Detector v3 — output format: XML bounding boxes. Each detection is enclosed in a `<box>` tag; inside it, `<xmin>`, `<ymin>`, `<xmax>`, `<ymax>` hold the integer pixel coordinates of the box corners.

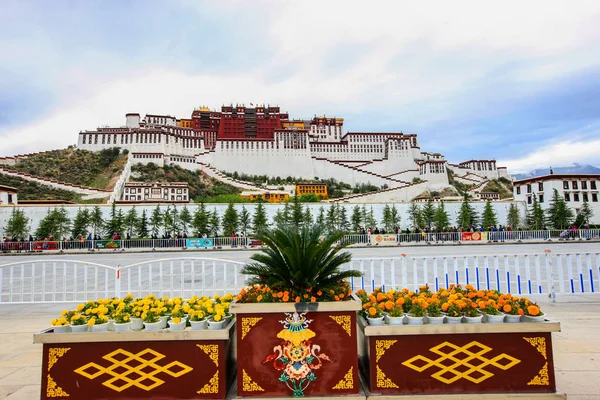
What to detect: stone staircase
<box><xmin>197</xmin><ymin>162</ymin><xmax>268</xmax><ymax>192</ymax></box>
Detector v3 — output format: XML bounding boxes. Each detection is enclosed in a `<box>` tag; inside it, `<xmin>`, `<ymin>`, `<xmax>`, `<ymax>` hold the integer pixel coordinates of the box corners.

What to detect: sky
<box><xmin>1</xmin><ymin>0</ymin><xmax>599</xmax><ymax>173</ymax></box>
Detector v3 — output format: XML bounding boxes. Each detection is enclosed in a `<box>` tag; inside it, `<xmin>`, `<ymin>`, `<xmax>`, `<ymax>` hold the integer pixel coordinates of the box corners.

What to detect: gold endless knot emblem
<box><xmin>402</xmin><ymin>341</ymin><xmax>520</xmax><ymax>384</ymax></box>
<box><xmin>75</xmin><ymin>348</ymin><xmax>193</xmax><ymax>392</ymax></box>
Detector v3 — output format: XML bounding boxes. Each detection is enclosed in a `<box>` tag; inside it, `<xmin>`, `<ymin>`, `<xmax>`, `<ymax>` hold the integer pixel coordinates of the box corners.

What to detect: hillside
<box><xmin>0</xmin><ymin>174</ymin><xmax>82</xmax><ymax>202</ymax></box>
<box><xmin>7</xmin><ymin>147</ymin><xmax>127</xmax><ymax>190</ymax></box>
<box><xmin>481</xmin><ymin>178</ymin><xmax>513</xmax><ymax>199</ymax></box>
<box><xmin>130</xmin><ymin>163</ymin><xmax>241</xmax><ymax>201</ymax></box>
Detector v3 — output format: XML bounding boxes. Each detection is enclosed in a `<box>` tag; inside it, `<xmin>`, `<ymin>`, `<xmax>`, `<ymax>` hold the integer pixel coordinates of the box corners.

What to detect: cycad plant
<box><xmin>241</xmin><ymin>224</ymin><xmax>362</xmax><ymax>298</ymax></box>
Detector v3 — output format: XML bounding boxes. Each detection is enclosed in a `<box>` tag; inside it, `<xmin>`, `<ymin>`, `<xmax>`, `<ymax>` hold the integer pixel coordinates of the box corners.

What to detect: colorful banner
<box><xmin>247</xmin><ymin>239</ymin><xmax>263</xmax><ymax>247</ymax></box>
<box><xmin>461</xmin><ymin>232</ymin><xmax>488</xmax><ymax>241</ymax></box>
<box><xmin>33</xmin><ymin>241</ymin><xmax>60</xmax><ymax>251</ymax></box>
<box><xmin>186</xmin><ymin>238</ymin><xmax>213</xmax><ymax>248</ymax></box>
<box><xmin>95</xmin><ymin>240</ymin><xmax>121</xmax><ymax>249</ymax></box>
<box><xmin>370</xmin><ymin>234</ymin><xmax>397</xmax><ymax>246</ymax></box>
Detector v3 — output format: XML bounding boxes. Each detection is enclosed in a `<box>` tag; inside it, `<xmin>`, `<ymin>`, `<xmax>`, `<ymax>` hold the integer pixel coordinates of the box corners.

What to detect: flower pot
<box><xmin>159</xmin><ymin>316</ymin><xmax>169</xmax><ymax>329</ymax></box>
<box><xmin>107</xmin><ymin>319</ymin><xmax>115</xmax><ymax>332</ymax></box>
<box><xmin>445</xmin><ymin>315</ymin><xmax>462</xmax><ymax>324</ymax></box>
<box><xmin>144</xmin><ymin>321</ymin><xmax>162</xmax><ymax>331</ymax></box>
<box><xmin>168</xmin><ymin>320</ymin><xmax>186</xmax><ymax>331</ymax></box>
<box><xmin>130</xmin><ymin>317</ymin><xmax>143</xmax><ymax>331</ymax></box>
<box><xmin>485</xmin><ymin>313</ymin><xmax>505</xmax><ymax>323</ymax></box>
<box><xmin>53</xmin><ymin>325</ymin><xmax>70</xmax><ymax>333</ymax></box>
<box><xmin>525</xmin><ymin>314</ymin><xmax>546</xmax><ymax>323</ymax></box>
<box><xmin>224</xmin><ymin>314</ymin><xmax>233</xmax><ymax>325</ymax></box>
<box><xmin>464</xmin><ymin>315</ymin><xmax>483</xmax><ymax>324</ymax></box>
<box><xmin>190</xmin><ymin>320</ymin><xmax>208</xmax><ymax>330</ymax></box>
<box><xmin>366</xmin><ymin>316</ymin><xmax>385</xmax><ymax>326</ymax></box>
<box><xmin>505</xmin><ymin>314</ymin><xmax>522</xmax><ymax>323</ymax></box>
<box><xmin>406</xmin><ymin>315</ymin><xmax>424</xmax><ymax>325</ymax></box>
<box><xmin>385</xmin><ymin>316</ymin><xmax>404</xmax><ymax>325</ymax></box>
<box><xmin>91</xmin><ymin>323</ymin><xmax>109</xmax><ymax>332</ymax></box>
<box><xmin>114</xmin><ymin>322</ymin><xmax>131</xmax><ymax>332</ymax></box>
<box><xmin>70</xmin><ymin>324</ymin><xmax>88</xmax><ymax>333</ymax></box>
<box><xmin>426</xmin><ymin>315</ymin><xmax>445</xmax><ymax>325</ymax></box>
<box><xmin>207</xmin><ymin>319</ymin><xmax>225</xmax><ymax>330</ymax></box>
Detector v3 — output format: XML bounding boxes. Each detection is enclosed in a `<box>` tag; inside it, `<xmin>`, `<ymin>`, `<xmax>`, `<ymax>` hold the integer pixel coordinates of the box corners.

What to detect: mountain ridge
<box><xmin>513</xmin><ymin>164</ymin><xmax>600</xmax><ymax>180</ymax></box>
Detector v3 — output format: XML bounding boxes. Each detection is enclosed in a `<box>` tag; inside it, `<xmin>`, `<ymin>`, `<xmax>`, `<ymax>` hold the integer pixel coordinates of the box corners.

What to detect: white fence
<box><xmin>1</xmin><ymin>253</ymin><xmax>599</xmax><ymax>303</ymax></box>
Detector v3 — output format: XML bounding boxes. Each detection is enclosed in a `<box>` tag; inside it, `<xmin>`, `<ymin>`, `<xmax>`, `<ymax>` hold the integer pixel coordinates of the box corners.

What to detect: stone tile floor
<box><xmin>0</xmin><ymin>295</ymin><xmax>599</xmax><ymax>399</ymax></box>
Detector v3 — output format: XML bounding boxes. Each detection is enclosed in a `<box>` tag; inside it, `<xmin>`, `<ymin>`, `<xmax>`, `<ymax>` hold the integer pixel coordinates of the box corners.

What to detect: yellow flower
<box><xmin>88</xmin><ymin>317</ymin><xmax>96</xmax><ymax>327</ymax></box>
<box><xmin>214</xmin><ymin>314</ymin><xmax>222</xmax><ymax>322</ymax></box>
<box><xmin>76</xmin><ymin>304</ymin><xmax>84</xmax><ymax>312</ymax></box>
<box><xmin>172</xmin><ymin>317</ymin><xmax>181</xmax><ymax>324</ymax></box>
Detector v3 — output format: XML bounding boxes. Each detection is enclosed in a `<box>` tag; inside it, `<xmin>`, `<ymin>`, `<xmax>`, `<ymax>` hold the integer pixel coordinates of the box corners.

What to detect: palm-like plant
<box><xmin>241</xmin><ymin>225</ymin><xmax>362</xmax><ymax>296</ymax></box>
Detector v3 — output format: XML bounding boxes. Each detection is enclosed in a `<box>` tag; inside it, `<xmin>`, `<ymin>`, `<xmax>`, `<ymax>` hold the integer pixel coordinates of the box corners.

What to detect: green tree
<box><xmin>105</xmin><ymin>203</ymin><xmax>123</xmax><ymax>237</ymax></box>
<box><xmin>326</xmin><ymin>204</ymin><xmax>338</xmax><ymax>233</ymax></box>
<box><xmin>526</xmin><ymin>194</ymin><xmax>545</xmax><ymax>230</ymax></box>
<box><xmin>303</xmin><ymin>206</ymin><xmax>313</xmax><ymax>227</ymax></box>
<box><xmin>481</xmin><ymin>201</ymin><xmax>498</xmax><ymax>229</ymax></box>
<box><xmin>4</xmin><ymin>208</ymin><xmax>30</xmax><ymax>239</ymax></box>
<box><xmin>366</xmin><ymin>207</ymin><xmax>377</xmax><ymax>228</ymax></box>
<box><xmin>169</xmin><ymin>206</ymin><xmax>180</xmax><ymax>234</ymax></box>
<box><xmin>252</xmin><ymin>202</ymin><xmax>268</xmax><ymax>233</ymax></box>
<box><xmin>273</xmin><ymin>209</ymin><xmax>286</xmax><ymax>228</ymax></box>
<box><xmin>316</xmin><ymin>206</ymin><xmax>325</xmax><ymax>226</ymax></box>
<box><xmin>433</xmin><ymin>201</ymin><xmax>450</xmax><ymax>229</ymax></box>
<box><xmin>422</xmin><ymin>199</ymin><xmax>436</xmax><ymax>228</ymax></box>
<box><xmin>89</xmin><ymin>206</ymin><xmax>104</xmax><ymax>238</ymax></box>
<box><xmin>179</xmin><ymin>206</ymin><xmax>192</xmax><ymax>235</ymax></box>
<box><xmin>381</xmin><ymin>205</ymin><xmax>392</xmax><ymax>231</ymax></box>
<box><xmin>137</xmin><ymin>209</ymin><xmax>149</xmax><ymax>238</ymax></box>
<box><xmin>545</xmin><ymin>189</ymin><xmax>574</xmax><ymax>229</ymax></box>
<box><xmin>291</xmin><ymin>195</ymin><xmax>304</xmax><ymax>229</ymax></box>
<box><xmin>192</xmin><ymin>203</ymin><xmax>209</xmax><ymax>237</ymax></box>
<box><xmin>338</xmin><ymin>206</ymin><xmax>350</xmax><ymax>232</ymax></box>
<box><xmin>351</xmin><ymin>205</ymin><xmax>362</xmax><ymax>232</ymax></box>
<box><xmin>507</xmin><ymin>203</ymin><xmax>521</xmax><ymax>229</ymax></box>
<box><xmin>123</xmin><ymin>207</ymin><xmax>138</xmax><ymax>237</ymax></box>
<box><xmin>575</xmin><ymin>200</ymin><xmax>594</xmax><ymax>227</ymax></box>
<box><xmin>222</xmin><ymin>203</ymin><xmax>239</xmax><ymax>236</ymax></box>
<box><xmin>282</xmin><ymin>202</ymin><xmax>291</xmax><ymax>225</ymax></box>
<box><xmin>390</xmin><ymin>205</ymin><xmax>401</xmax><ymax>230</ymax></box>
<box><xmin>161</xmin><ymin>205</ymin><xmax>174</xmax><ymax>235</ymax></box>
<box><xmin>239</xmin><ymin>206</ymin><xmax>252</xmax><ymax>234</ymax></box>
<box><xmin>35</xmin><ymin>210</ymin><xmax>55</xmax><ymax>239</ymax></box>
<box><xmin>408</xmin><ymin>203</ymin><xmax>422</xmax><ymax>229</ymax></box>
<box><xmin>456</xmin><ymin>195</ymin><xmax>478</xmax><ymax>230</ymax></box>
<box><xmin>150</xmin><ymin>205</ymin><xmax>163</xmax><ymax>236</ymax></box>
<box><xmin>71</xmin><ymin>208</ymin><xmax>90</xmax><ymax>238</ymax></box>
<box><xmin>208</xmin><ymin>208</ymin><xmax>220</xmax><ymax>236</ymax></box>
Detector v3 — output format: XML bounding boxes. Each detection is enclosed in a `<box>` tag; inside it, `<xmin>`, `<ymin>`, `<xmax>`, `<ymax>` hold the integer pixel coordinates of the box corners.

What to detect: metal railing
<box><xmin>1</xmin><ymin>229</ymin><xmax>598</xmax><ymax>254</ymax></box>
<box><xmin>1</xmin><ymin>252</ymin><xmax>599</xmax><ymax>304</ymax></box>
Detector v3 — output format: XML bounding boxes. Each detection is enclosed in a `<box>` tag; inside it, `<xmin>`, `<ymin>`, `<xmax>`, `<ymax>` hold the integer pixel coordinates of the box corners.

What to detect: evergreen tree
<box><xmin>456</xmin><ymin>195</ymin><xmax>478</xmax><ymax>230</ymax></box>
<box><xmin>303</xmin><ymin>206</ymin><xmax>313</xmax><ymax>227</ymax></box>
<box><xmin>192</xmin><ymin>203</ymin><xmax>209</xmax><ymax>237</ymax></box>
<box><xmin>326</xmin><ymin>204</ymin><xmax>337</xmax><ymax>233</ymax></box>
<box><xmin>116</xmin><ymin>209</ymin><xmax>125</xmax><ymax>236</ymax></box>
<box><xmin>282</xmin><ymin>202</ymin><xmax>291</xmax><ymax>225</ymax></box>
<box><xmin>123</xmin><ymin>207</ymin><xmax>138</xmax><ymax>237</ymax></box>
<box><xmin>208</xmin><ymin>208</ymin><xmax>220</xmax><ymax>236</ymax></box>
<box><xmin>381</xmin><ymin>205</ymin><xmax>392</xmax><ymax>231</ymax></box>
<box><xmin>162</xmin><ymin>205</ymin><xmax>174</xmax><ymax>235</ymax></box>
<box><xmin>273</xmin><ymin>209</ymin><xmax>286</xmax><ymax>228</ymax></box>
<box><xmin>137</xmin><ymin>209</ymin><xmax>149</xmax><ymax>238</ymax></box>
<box><xmin>545</xmin><ymin>189</ymin><xmax>574</xmax><ymax>229</ymax></box>
<box><xmin>526</xmin><ymin>194</ymin><xmax>545</xmax><ymax>230</ymax></box>
<box><xmin>481</xmin><ymin>201</ymin><xmax>498</xmax><ymax>229</ymax></box>
<box><xmin>506</xmin><ymin>203</ymin><xmax>521</xmax><ymax>229</ymax></box>
<box><xmin>338</xmin><ymin>205</ymin><xmax>350</xmax><ymax>232</ymax></box>
<box><xmin>239</xmin><ymin>206</ymin><xmax>252</xmax><ymax>234</ymax></box>
<box><xmin>89</xmin><ymin>206</ymin><xmax>104</xmax><ymax>238</ymax></box>
<box><xmin>433</xmin><ymin>201</ymin><xmax>450</xmax><ymax>229</ymax></box>
<box><xmin>408</xmin><ymin>203</ymin><xmax>422</xmax><ymax>229</ymax></box>
<box><xmin>4</xmin><ymin>208</ymin><xmax>30</xmax><ymax>239</ymax></box>
<box><xmin>222</xmin><ymin>203</ymin><xmax>239</xmax><ymax>236</ymax></box>
<box><xmin>316</xmin><ymin>206</ymin><xmax>325</xmax><ymax>226</ymax></box>
<box><xmin>252</xmin><ymin>202</ymin><xmax>268</xmax><ymax>233</ymax></box>
<box><xmin>575</xmin><ymin>200</ymin><xmax>594</xmax><ymax>227</ymax></box>
<box><xmin>169</xmin><ymin>206</ymin><xmax>180</xmax><ymax>234</ymax></box>
<box><xmin>105</xmin><ymin>203</ymin><xmax>121</xmax><ymax>237</ymax></box>
<box><xmin>150</xmin><ymin>205</ymin><xmax>162</xmax><ymax>236</ymax></box>
<box><xmin>35</xmin><ymin>209</ymin><xmax>55</xmax><ymax>239</ymax></box>
<box><xmin>291</xmin><ymin>195</ymin><xmax>304</xmax><ymax>229</ymax></box>
<box><xmin>422</xmin><ymin>199</ymin><xmax>436</xmax><ymax>228</ymax></box>
<box><xmin>390</xmin><ymin>204</ymin><xmax>401</xmax><ymax>230</ymax></box>
<box><xmin>366</xmin><ymin>207</ymin><xmax>377</xmax><ymax>228</ymax></box>
<box><xmin>71</xmin><ymin>208</ymin><xmax>90</xmax><ymax>238</ymax></box>
<box><xmin>351</xmin><ymin>205</ymin><xmax>362</xmax><ymax>232</ymax></box>
<box><xmin>179</xmin><ymin>206</ymin><xmax>192</xmax><ymax>235</ymax></box>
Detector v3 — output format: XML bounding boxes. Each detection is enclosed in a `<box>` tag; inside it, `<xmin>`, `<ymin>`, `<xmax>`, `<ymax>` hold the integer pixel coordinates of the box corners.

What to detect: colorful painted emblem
<box><xmin>264</xmin><ymin>312</ymin><xmax>330</xmax><ymax>396</ymax></box>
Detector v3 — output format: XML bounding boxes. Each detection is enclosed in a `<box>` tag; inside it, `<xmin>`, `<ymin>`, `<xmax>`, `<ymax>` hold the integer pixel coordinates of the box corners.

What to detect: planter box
<box><xmin>33</xmin><ymin>321</ymin><xmax>235</xmax><ymax>400</ymax></box>
<box><xmin>358</xmin><ymin>317</ymin><xmax>565</xmax><ymax>399</ymax></box>
<box><xmin>231</xmin><ymin>299</ymin><xmax>362</xmax><ymax>397</ymax></box>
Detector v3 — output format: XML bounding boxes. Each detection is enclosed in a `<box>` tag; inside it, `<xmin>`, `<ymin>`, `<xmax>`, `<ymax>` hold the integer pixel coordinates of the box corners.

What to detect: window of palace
<box><xmin>583</xmin><ymin>192</ymin><xmax>589</xmax><ymax>202</ymax></box>
<box><xmin>539</xmin><ymin>194</ymin><xmax>544</xmax><ymax>203</ymax></box>
<box><xmin>564</xmin><ymin>192</ymin><xmax>570</xmax><ymax>201</ymax></box>
<box><xmin>582</xmin><ymin>181</ymin><xmax>588</xmax><ymax>189</ymax></box>
<box><xmin>593</xmin><ymin>193</ymin><xmax>598</xmax><ymax>202</ymax></box>
<box><xmin>573</xmin><ymin>193</ymin><xmax>580</xmax><ymax>202</ymax></box>
<box><xmin>538</xmin><ymin>182</ymin><xmax>543</xmax><ymax>191</ymax></box>
<box><xmin>563</xmin><ymin>181</ymin><xmax>569</xmax><ymax>189</ymax></box>
<box><xmin>572</xmin><ymin>181</ymin><xmax>578</xmax><ymax>189</ymax></box>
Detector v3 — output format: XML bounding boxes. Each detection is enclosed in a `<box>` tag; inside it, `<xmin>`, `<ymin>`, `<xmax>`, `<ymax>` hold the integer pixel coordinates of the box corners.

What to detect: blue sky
<box><xmin>1</xmin><ymin>0</ymin><xmax>600</xmax><ymax>173</ymax></box>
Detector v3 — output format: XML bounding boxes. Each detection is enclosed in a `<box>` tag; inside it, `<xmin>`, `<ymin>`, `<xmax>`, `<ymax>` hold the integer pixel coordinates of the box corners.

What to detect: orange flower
<box><xmin>303</xmin><ymin>293</ymin><xmax>309</xmax><ymax>299</ymax></box>
<box><xmin>396</xmin><ymin>298</ymin><xmax>405</xmax><ymax>306</ymax></box>
<box><xmin>339</xmin><ymin>293</ymin><xmax>345</xmax><ymax>299</ymax></box>
<box><xmin>330</xmin><ymin>289</ymin><xmax>335</xmax><ymax>294</ymax></box>
<box><xmin>295</xmin><ymin>296</ymin><xmax>301</xmax><ymax>303</ymax></box>
<box><xmin>385</xmin><ymin>301</ymin><xmax>394</xmax><ymax>310</ymax></box>
<box><xmin>368</xmin><ymin>307</ymin><xmax>377</xmax><ymax>316</ymax></box>
<box><xmin>377</xmin><ymin>293</ymin><xmax>386</xmax><ymax>302</ymax></box>
<box><xmin>503</xmin><ymin>304</ymin><xmax>512</xmax><ymax>313</ymax></box>
<box><xmin>334</xmin><ymin>295</ymin><xmax>340</xmax><ymax>301</ymax></box>
<box><xmin>477</xmin><ymin>290</ymin><xmax>485</xmax><ymax>298</ymax></box>
<box><xmin>517</xmin><ymin>308</ymin><xmax>524</xmax><ymax>315</ymax></box>
<box><xmin>363</xmin><ymin>302</ymin><xmax>371</xmax><ymax>309</ymax></box>
<box><xmin>317</xmin><ymin>290</ymin><xmax>323</xmax><ymax>296</ymax></box>
<box><xmin>468</xmin><ymin>292</ymin><xmax>477</xmax><ymax>299</ymax></box>
<box><xmin>283</xmin><ymin>295</ymin><xmax>289</xmax><ymax>302</ymax></box>
<box><xmin>310</xmin><ymin>296</ymin><xmax>317</xmax><ymax>303</ymax></box>
<box><xmin>441</xmin><ymin>303</ymin><xmax>449</xmax><ymax>312</ymax></box>
<box><xmin>277</xmin><ymin>292</ymin><xmax>283</xmax><ymax>298</ymax></box>
<box><xmin>257</xmin><ymin>295</ymin><xmax>263</xmax><ymax>302</ymax></box>
<box><xmin>527</xmin><ymin>305</ymin><xmax>540</xmax><ymax>316</ymax></box>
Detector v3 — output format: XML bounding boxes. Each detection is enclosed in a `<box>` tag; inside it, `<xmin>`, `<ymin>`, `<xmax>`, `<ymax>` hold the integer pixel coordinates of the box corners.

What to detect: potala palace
<box><xmin>76</xmin><ymin>104</ymin><xmax>510</xmax><ymax>203</ymax></box>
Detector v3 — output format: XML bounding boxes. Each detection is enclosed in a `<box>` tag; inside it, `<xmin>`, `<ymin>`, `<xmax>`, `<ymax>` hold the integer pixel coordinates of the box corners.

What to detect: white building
<box><xmin>0</xmin><ymin>185</ymin><xmax>18</xmax><ymax>205</ymax></box>
<box><xmin>513</xmin><ymin>174</ymin><xmax>600</xmax><ymax>224</ymax></box>
<box><xmin>121</xmin><ymin>182</ymin><xmax>189</xmax><ymax>203</ymax></box>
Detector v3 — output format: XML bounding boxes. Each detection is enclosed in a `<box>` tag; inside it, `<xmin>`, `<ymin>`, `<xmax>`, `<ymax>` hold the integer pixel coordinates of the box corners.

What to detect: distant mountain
<box><xmin>513</xmin><ymin>164</ymin><xmax>600</xmax><ymax>180</ymax></box>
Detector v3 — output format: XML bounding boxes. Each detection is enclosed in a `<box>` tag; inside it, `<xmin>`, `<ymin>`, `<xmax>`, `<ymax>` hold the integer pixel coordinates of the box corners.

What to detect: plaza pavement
<box><xmin>0</xmin><ymin>295</ymin><xmax>599</xmax><ymax>399</ymax></box>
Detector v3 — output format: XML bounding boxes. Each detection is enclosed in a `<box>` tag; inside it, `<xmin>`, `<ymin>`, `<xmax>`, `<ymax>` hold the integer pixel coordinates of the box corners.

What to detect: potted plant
<box><xmin>425</xmin><ymin>300</ymin><xmax>444</xmax><ymax>324</ymax></box>
<box><xmin>481</xmin><ymin>300</ymin><xmax>505</xmax><ymax>323</ymax></box>
<box><xmin>406</xmin><ymin>302</ymin><xmax>426</xmax><ymax>325</ymax></box>
<box><xmin>189</xmin><ymin>309</ymin><xmax>208</xmax><ymax>330</ymax></box>
<box><xmin>207</xmin><ymin>304</ymin><xmax>227</xmax><ymax>330</ymax></box>
<box><xmin>523</xmin><ymin>301</ymin><xmax>545</xmax><ymax>322</ymax></box>
<box><xmin>168</xmin><ymin>304</ymin><xmax>187</xmax><ymax>330</ymax></box>
<box><xmin>69</xmin><ymin>314</ymin><xmax>88</xmax><ymax>332</ymax></box>
<box><xmin>499</xmin><ymin>294</ymin><xmax>524</xmax><ymax>323</ymax></box>
<box><xmin>463</xmin><ymin>300</ymin><xmax>483</xmax><ymax>323</ymax></box>
<box><xmin>142</xmin><ymin>309</ymin><xmax>162</xmax><ymax>331</ymax></box>
<box><xmin>87</xmin><ymin>315</ymin><xmax>109</xmax><ymax>332</ymax></box>
<box><xmin>386</xmin><ymin>304</ymin><xmax>405</xmax><ymax>325</ymax></box>
<box><xmin>364</xmin><ymin>303</ymin><xmax>385</xmax><ymax>325</ymax></box>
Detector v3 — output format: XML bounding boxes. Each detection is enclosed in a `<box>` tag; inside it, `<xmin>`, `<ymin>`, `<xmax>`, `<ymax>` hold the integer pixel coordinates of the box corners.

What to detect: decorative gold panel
<box><xmin>241</xmin><ymin>317</ymin><xmax>262</xmax><ymax>340</ymax></box>
<box><xmin>376</xmin><ymin>365</ymin><xmax>399</xmax><ymax>388</ymax></box>
<box><xmin>47</xmin><ymin>374</ymin><xmax>69</xmax><ymax>397</ymax></box>
<box><xmin>524</xmin><ymin>336</ymin><xmax>547</xmax><ymax>360</ymax></box>
<box><xmin>329</xmin><ymin>315</ymin><xmax>352</xmax><ymax>336</ymax></box>
<box><xmin>332</xmin><ymin>367</ymin><xmax>354</xmax><ymax>389</ymax></box>
<box><xmin>375</xmin><ymin>339</ymin><xmax>397</xmax><ymax>363</ymax></box>
<box><xmin>242</xmin><ymin>369</ymin><xmax>264</xmax><ymax>392</ymax></box>
<box><xmin>197</xmin><ymin>344</ymin><xmax>219</xmax><ymax>367</ymax></box>
<box><xmin>48</xmin><ymin>348</ymin><xmax>70</xmax><ymax>372</ymax></box>
<box><xmin>197</xmin><ymin>370</ymin><xmax>219</xmax><ymax>394</ymax></box>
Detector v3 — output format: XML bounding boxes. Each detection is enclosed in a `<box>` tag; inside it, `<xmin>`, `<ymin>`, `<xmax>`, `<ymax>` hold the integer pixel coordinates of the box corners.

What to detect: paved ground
<box><xmin>0</xmin><ymin>295</ymin><xmax>599</xmax><ymax>399</ymax></box>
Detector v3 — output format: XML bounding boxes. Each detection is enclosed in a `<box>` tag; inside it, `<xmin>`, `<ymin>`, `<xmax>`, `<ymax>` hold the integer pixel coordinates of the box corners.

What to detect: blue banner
<box><xmin>186</xmin><ymin>238</ymin><xmax>213</xmax><ymax>248</ymax></box>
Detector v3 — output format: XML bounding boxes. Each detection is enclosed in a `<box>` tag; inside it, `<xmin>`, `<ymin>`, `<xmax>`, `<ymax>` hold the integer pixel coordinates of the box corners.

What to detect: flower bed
<box><xmin>356</xmin><ymin>285</ymin><xmax>563</xmax><ymax>398</ymax></box>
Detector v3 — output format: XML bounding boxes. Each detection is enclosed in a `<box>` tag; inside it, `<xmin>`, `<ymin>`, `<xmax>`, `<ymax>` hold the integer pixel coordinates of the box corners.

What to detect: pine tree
<box><xmin>208</xmin><ymin>208</ymin><xmax>220</xmax><ymax>236</ymax></box>
<box><xmin>575</xmin><ymin>200</ymin><xmax>594</xmax><ymax>227</ymax></box>
<box><xmin>116</xmin><ymin>209</ymin><xmax>125</xmax><ymax>236</ymax></box>
<box><xmin>546</xmin><ymin>189</ymin><xmax>573</xmax><ymax>229</ymax></box>
<box><xmin>381</xmin><ymin>205</ymin><xmax>392</xmax><ymax>231</ymax></box>
<box><xmin>71</xmin><ymin>208</ymin><xmax>90</xmax><ymax>238</ymax></box>
<box><xmin>150</xmin><ymin>205</ymin><xmax>162</xmax><ymax>236</ymax></box>
<box><xmin>89</xmin><ymin>206</ymin><xmax>104</xmax><ymax>238</ymax></box>
<box><xmin>338</xmin><ymin>205</ymin><xmax>350</xmax><ymax>232</ymax></box>
<box><xmin>316</xmin><ymin>206</ymin><xmax>325</xmax><ymax>226</ymax></box>
<box><xmin>408</xmin><ymin>203</ymin><xmax>422</xmax><ymax>229</ymax></box>
<box><xmin>351</xmin><ymin>205</ymin><xmax>362</xmax><ymax>232</ymax></box>
<box><xmin>303</xmin><ymin>206</ymin><xmax>313</xmax><ymax>227</ymax></box>
<box><xmin>366</xmin><ymin>207</ymin><xmax>377</xmax><ymax>228</ymax></box>
<box><xmin>222</xmin><ymin>203</ymin><xmax>239</xmax><ymax>236</ymax></box>
<box><xmin>526</xmin><ymin>194</ymin><xmax>545</xmax><ymax>230</ymax></box>
<box><xmin>282</xmin><ymin>202</ymin><xmax>291</xmax><ymax>225</ymax></box>
<box><xmin>422</xmin><ymin>199</ymin><xmax>436</xmax><ymax>228</ymax></box>
<box><xmin>192</xmin><ymin>203</ymin><xmax>209</xmax><ymax>237</ymax></box>
<box><xmin>481</xmin><ymin>201</ymin><xmax>498</xmax><ymax>229</ymax></box>
<box><xmin>390</xmin><ymin>205</ymin><xmax>401</xmax><ymax>230</ymax></box>
<box><xmin>433</xmin><ymin>201</ymin><xmax>450</xmax><ymax>229</ymax></box>
<box><xmin>137</xmin><ymin>209</ymin><xmax>149</xmax><ymax>238</ymax></box>
<box><xmin>179</xmin><ymin>206</ymin><xmax>192</xmax><ymax>235</ymax></box>
<box><xmin>105</xmin><ymin>203</ymin><xmax>121</xmax><ymax>237</ymax></box>
<box><xmin>53</xmin><ymin>207</ymin><xmax>72</xmax><ymax>239</ymax></box>
<box><xmin>291</xmin><ymin>195</ymin><xmax>304</xmax><ymax>229</ymax></box>
<box><xmin>506</xmin><ymin>203</ymin><xmax>521</xmax><ymax>229</ymax></box>
<box><xmin>457</xmin><ymin>195</ymin><xmax>477</xmax><ymax>230</ymax></box>
<box><xmin>169</xmin><ymin>206</ymin><xmax>180</xmax><ymax>234</ymax></box>
<box><xmin>162</xmin><ymin>205</ymin><xmax>174</xmax><ymax>235</ymax></box>
<box><xmin>361</xmin><ymin>205</ymin><xmax>368</xmax><ymax>227</ymax></box>
<box><xmin>4</xmin><ymin>208</ymin><xmax>30</xmax><ymax>240</ymax></box>
<box><xmin>123</xmin><ymin>207</ymin><xmax>138</xmax><ymax>237</ymax></box>
<box><xmin>239</xmin><ymin>206</ymin><xmax>252</xmax><ymax>234</ymax></box>
<box><xmin>252</xmin><ymin>202</ymin><xmax>268</xmax><ymax>233</ymax></box>
<box><xmin>35</xmin><ymin>209</ymin><xmax>56</xmax><ymax>239</ymax></box>
<box><xmin>326</xmin><ymin>204</ymin><xmax>337</xmax><ymax>233</ymax></box>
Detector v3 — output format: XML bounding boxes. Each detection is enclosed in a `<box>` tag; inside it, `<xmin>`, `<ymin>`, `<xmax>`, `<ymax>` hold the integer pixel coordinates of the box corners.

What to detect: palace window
<box><xmin>564</xmin><ymin>192</ymin><xmax>570</xmax><ymax>201</ymax></box>
<box><xmin>516</xmin><ymin>187</ymin><xmax>521</xmax><ymax>195</ymax></box>
<box><xmin>573</xmin><ymin>193</ymin><xmax>580</xmax><ymax>202</ymax></box>
<box><xmin>538</xmin><ymin>182</ymin><xmax>543</xmax><ymax>191</ymax></box>
<box><xmin>527</xmin><ymin>196</ymin><xmax>532</xmax><ymax>204</ymax></box>
<box><xmin>539</xmin><ymin>195</ymin><xmax>544</xmax><ymax>203</ymax></box>
<box><xmin>583</xmin><ymin>192</ymin><xmax>589</xmax><ymax>202</ymax></box>
<box><xmin>582</xmin><ymin>181</ymin><xmax>587</xmax><ymax>189</ymax></box>
<box><xmin>526</xmin><ymin>184</ymin><xmax>531</xmax><ymax>193</ymax></box>
<box><xmin>592</xmin><ymin>181</ymin><xmax>597</xmax><ymax>190</ymax></box>
<box><xmin>592</xmin><ymin>193</ymin><xmax>598</xmax><ymax>202</ymax></box>
<box><xmin>563</xmin><ymin>181</ymin><xmax>569</xmax><ymax>189</ymax></box>
<box><xmin>572</xmin><ymin>181</ymin><xmax>578</xmax><ymax>189</ymax></box>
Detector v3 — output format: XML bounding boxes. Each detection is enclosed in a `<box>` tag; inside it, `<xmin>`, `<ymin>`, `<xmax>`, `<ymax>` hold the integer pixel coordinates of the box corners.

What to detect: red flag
<box><xmin>250</xmin><ymin>102</ymin><xmax>254</xmax><ymax>106</ymax></box>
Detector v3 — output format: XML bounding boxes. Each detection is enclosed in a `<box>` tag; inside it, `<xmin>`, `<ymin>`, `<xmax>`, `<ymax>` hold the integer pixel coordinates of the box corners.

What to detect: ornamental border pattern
<box><xmin>197</xmin><ymin>344</ymin><xmax>219</xmax><ymax>367</ymax></box>
<box><xmin>376</xmin><ymin>365</ymin><xmax>399</xmax><ymax>389</ymax></box>
<box><xmin>528</xmin><ymin>362</ymin><xmax>550</xmax><ymax>386</ymax></box>
<box><xmin>523</xmin><ymin>336</ymin><xmax>547</xmax><ymax>360</ymax></box>
<box><xmin>241</xmin><ymin>317</ymin><xmax>263</xmax><ymax>340</ymax></box>
<box><xmin>48</xmin><ymin>348</ymin><xmax>70</xmax><ymax>372</ymax></box>
<box><xmin>329</xmin><ymin>315</ymin><xmax>352</xmax><ymax>337</ymax></box>
<box><xmin>197</xmin><ymin>370</ymin><xmax>219</xmax><ymax>394</ymax></box>
<box><xmin>242</xmin><ymin>369</ymin><xmax>264</xmax><ymax>392</ymax></box>
<box><xmin>332</xmin><ymin>367</ymin><xmax>354</xmax><ymax>389</ymax></box>
<box><xmin>47</xmin><ymin>374</ymin><xmax>69</xmax><ymax>397</ymax></box>
<box><xmin>375</xmin><ymin>339</ymin><xmax>397</xmax><ymax>363</ymax></box>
